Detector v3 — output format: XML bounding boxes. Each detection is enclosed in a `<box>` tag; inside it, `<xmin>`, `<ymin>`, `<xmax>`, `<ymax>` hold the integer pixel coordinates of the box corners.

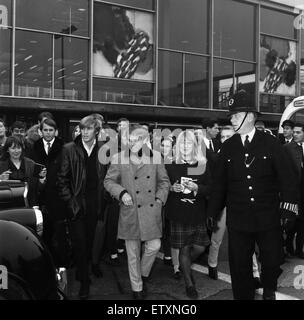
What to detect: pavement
<box><xmin>67</xmin><ymin>232</ymin><xmax>304</xmax><ymax>300</ymax></box>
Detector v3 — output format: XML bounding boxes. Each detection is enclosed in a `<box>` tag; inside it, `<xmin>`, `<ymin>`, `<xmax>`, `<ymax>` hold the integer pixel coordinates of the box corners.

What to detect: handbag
<box><xmin>52</xmin><ymin>219</ymin><xmax>73</xmax><ymax>268</ymax></box>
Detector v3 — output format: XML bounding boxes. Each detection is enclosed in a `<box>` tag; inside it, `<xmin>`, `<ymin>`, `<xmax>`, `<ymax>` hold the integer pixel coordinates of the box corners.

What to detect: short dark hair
<box><xmin>40</xmin><ymin>118</ymin><xmax>57</xmax><ymax>131</ymax></box>
<box><xmin>203</xmin><ymin>119</ymin><xmax>219</xmax><ymax>129</ymax></box>
<box><xmin>0</xmin><ymin>118</ymin><xmax>5</xmax><ymax>126</ymax></box>
<box><xmin>293</xmin><ymin>123</ymin><xmax>304</xmax><ymax>131</ymax></box>
<box><xmin>2</xmin><ymin>136</ymin><xmax>24</xmax><ymax>160</ymax></box>
<box><xmin>282</xmin><ymin>120</ymin><xmax>295</xmax><ymax>129</ymax></box>
<box><xmin>11</xmin><ymin>121</ymin><xmax>26</xmax><ymax>131</ymax></box>
<box><xmin>38</xmin><ymin>112</ymin><xmax>54</xmax><ymax>123</ymax></box>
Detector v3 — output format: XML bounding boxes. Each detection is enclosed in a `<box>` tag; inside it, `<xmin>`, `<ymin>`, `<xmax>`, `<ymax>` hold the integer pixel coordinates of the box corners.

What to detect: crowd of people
<box><xmin>0</xmin><ymin>89</ymin><xmax>302</xmax><ymax>301</ymax></box>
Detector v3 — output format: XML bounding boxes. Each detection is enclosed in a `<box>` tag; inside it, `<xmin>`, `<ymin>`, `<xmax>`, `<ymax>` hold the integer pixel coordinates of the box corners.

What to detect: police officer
<box><xmin>207</xmin><ymin>90</ymin><xmax>298</xmax><ymax>300</ymax></box>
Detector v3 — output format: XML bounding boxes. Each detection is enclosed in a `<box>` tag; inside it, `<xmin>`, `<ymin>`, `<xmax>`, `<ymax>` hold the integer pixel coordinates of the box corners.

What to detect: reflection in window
<box><xmin>260</xmin><ymin>94</ymin><xmax>293</xmax><ymax>114</ymax></box>
<box><xmin>158</xmin><ymin>51</ymin><xmax>182</xmax><ymax>107</ymax></box>
<box><xmin>214</xmin><ymin>0</ymin><xmax>255</xmax><ymax>61</ymax></box>
<box><xmin>184</xmin><ymin>55</ymin><xmax>209</xmax><ymax>108</ymax></box>
<box><xmin>158</xmin><ymin>0</ymin><xmax>208</xmax><ymax>53</ymax></box>
<box><xmin>0</xmin><ymin>28</ymin><xmax>11</xmax><ymax>95</ymax></box>
<box><xmin>261</xmin><ymin>7</ymin><xmax>296</xmax><ymax>39</ymax></box>
<box><xmin>213</xmin><ymin>59</ymin><xmax>233</xmax><ymax>110</ymax></box>
<box><xmin>16</xmin><ymin>0</ymin><xmax>89</xmax><ymax>37</ymax></box>
<box><xmin>235</xmin><ymin>62</ymin><xmax>255</xmax><ymax>100</ymax></box>
<box><xmin>260</xmin><ymin>35</ymin><xmax>296</xmax><ymax>96</ymax></box>
<box><xmin>0</xmin><ymin>0</ymin><xmax>11</xmax><ymax>26</ymax></box>
<box><xmin>93</xmin><ymin>3</ymin><xmax>154</xmax><ymax>81</ymax></box>
<box><xmin>103</xmin><ymin>0</ymin><xmax>155</xmax><ymax>10</ymax></box>
<box><xmin>54</xmin><ymin>36</ymin><xmax>89</xmax><ymax>100</ymax></box>
<box><xmin>301</xmin><ymin>32</ymin><xmax>304</xmax><ymax>96</ymax></box>
<box><xmin>15</xmin><ymin>31</ymin><xmax>52</xmax><ymax>98</ymax></box>
<box><xmin>93</xmin><ymin>78</ymin><xmax>153</xmax><ymax>104</ymax></box>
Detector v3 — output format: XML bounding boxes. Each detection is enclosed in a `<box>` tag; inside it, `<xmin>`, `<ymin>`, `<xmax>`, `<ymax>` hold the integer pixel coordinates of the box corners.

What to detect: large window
<box><xmin>213</xmin><ymin>59</ymin><xmax>233</xmax><ymax>110</ymax></box>
<box><xmin>301</xmin><ymin>30</ymin><xmax>304</xmax><ymax>96</ymax></box>
<box><xmin>158</xmin><ymin>0</ymin><xmax>209</xmax><ymax>54</ymax></box>
<box><xmin>0</xmin><ymin>28</ymin><xmax>11</xmax><ymax>95</ymax></box>
<box><xmin>93</xmin><ymin>78</ymin><xmax>153</xmax><ymax>104</ymax></box>
<box><xmin>235</xmin><ymin>62</ymin><xmax>255</xmax><ymax>97</ymax></box>
<box><xmin>54</xmin><ymin>36</ymin><xmax>89</xmax><ymax>100</ymax></box>
<box><xmin>16</xmin><ymin>0</ymin><xmax>89</xmax><ymax>37</ymax></box>
<box><xmin>184</xmin><ymin>55</ymin><xmax>209</xmax><ymax>108</ymax></box>
<box><xmin>214</xmin><ymin>0</ymin><xmax>255</xmax><ymax>61</ymax></box>
<box><xmin>260</xmin><ymin>94</ymin><xmax>293</xmax><ymax>114</ymax></box>
<box><xmin>158</xmin><ymin>51</ymin><xmax>182</xmax><ymax>106</ymax></box>
<box><xmin>261</xmin><ymin>7</ymin><xmax>296</xmax><ymax>39</ymax></box>
<box><xmin>15</xmin><ymin>31</ymin><xmax>52</xmax><ymax>98</ymax></box>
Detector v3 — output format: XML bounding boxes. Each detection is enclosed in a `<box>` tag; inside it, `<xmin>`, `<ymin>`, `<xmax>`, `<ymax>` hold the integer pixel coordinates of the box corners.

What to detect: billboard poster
<box><xmin>260</xmin><ymin>35</ymin><xmax>296</xmax><ymax>96</ymax></box>
<box><xmin>93</xmin><ymin>3</ymin><xmax>154</xmax><ymax>81</ymax></box>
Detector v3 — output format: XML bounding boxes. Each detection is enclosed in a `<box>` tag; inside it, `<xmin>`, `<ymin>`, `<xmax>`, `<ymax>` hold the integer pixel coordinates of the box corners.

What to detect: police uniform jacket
<box><xmin>207</xmin><ymin>130</ymin><xmax>298</xmax><ymax>232</ymax></box>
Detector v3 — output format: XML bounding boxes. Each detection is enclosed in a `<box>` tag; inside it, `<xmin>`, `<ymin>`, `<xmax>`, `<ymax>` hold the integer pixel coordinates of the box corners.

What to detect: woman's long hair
<box><xmin>175</xmin><ymin>130</ymin><xmax>207</xmax><ymax>167</ymax></box>
<box><xmin>1</xmin><ymin>136</ymin><xmax>25</xmax><ymax>161</ymax></box>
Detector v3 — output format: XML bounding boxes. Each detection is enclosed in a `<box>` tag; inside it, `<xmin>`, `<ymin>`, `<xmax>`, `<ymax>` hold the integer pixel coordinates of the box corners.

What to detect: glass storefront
<box><xmin>158</xmin><ymin>0</ymin><xmax>209</xmax><ymax>54</ymax></box>
<box><xmin>16</xmin><ymin>0</ymin><xmax>89</xmax><ymax>37</ymax></box>
<box><xmin>0</xmin><ymin>28</ymin><xmax>11</xmax><ymax>95</ymax></box>
<box><xmin>0</xmin><ymin>0</ymin><xmax>301</xmax><ymax>116</ymax></box>
<box><xmin>15</xmin><ymin>30</ymin><xmax>52</xmax><ymax>98</ymax></box>
<box><xmin>214</xmin><ymin>0</ymin><xmax>255</xmax><ymax>61</ymax></box>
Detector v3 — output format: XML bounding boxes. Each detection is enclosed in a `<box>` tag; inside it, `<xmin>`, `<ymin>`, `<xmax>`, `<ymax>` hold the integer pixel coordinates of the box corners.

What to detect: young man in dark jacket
<box><xmin>32</xmin><ymin>118</ymin><xmax>65</xmax><ymax>264</ymax></box>
<box><xmin>57</xmin><ymin>115</ymin><xmax>107</xmax><ymax>300</ymax></box>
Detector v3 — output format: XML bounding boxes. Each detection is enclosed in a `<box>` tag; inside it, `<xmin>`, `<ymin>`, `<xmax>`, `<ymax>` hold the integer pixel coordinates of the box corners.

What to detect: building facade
<box><xmin>0</xmin><ymin>0</ymin><xmax>303</xmax><ymax>135</ymax></box>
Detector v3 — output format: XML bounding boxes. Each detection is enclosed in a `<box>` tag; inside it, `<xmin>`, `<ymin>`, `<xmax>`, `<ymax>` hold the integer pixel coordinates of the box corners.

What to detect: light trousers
<box><xmin>125</xmin><ymin>238</ymin><xmax>161</xmax><ymax>292</ymax></box>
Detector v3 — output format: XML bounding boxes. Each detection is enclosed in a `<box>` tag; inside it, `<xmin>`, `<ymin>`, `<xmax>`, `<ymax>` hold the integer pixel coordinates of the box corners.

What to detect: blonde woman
<box><xmin>165</xmin><ymin>130</ymin><xmax>211</xmax><ymax>299</ymax></box>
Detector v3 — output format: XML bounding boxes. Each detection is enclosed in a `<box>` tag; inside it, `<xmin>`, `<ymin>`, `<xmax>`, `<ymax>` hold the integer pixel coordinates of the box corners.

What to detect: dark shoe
<box><xmin>208</xmin><ymin>266</ymin><xmax>218</xmax><ymax>280</ymax></box>
<box><xmin>173</xmin><ymin>270</ymin><xmax>182</xmax><ymax>280</ymax></box>
<box><xmin>142</xmin><ymin>276</ymin><xmax>149</xmax><ymax>297</ymax></box>
<box><xmin>186</xmin><ymin>286</ymin><xmax>198</xmax><ymax>299</ymax></box>
<box><xmin>254</xmin><ymin>277</ymin><xmax>262</xmax><ymax>289</ymax></box>
<box><xmin>295</xmin><ymin>251</ymin><xmax>304</xmax><ymax>259</ymax></box>
<box><xmin>133</xmin><ymin>291</ymin><xmax>144</xmax><ymax>300</ymax></box>
<box><xmin>263</xmin><ymin>288</ymin><xmax>276</xmax><ymax>300</ymax></box>
<box><xmin>79</xmin><ymin>282</ymin><xmax>90</xmax><ymax>300</ymax></box>
<box><xmin>164</xmin><ymin>258</ymin><xmax>173</xmax><ymax>266</ymax></box>
<box><xmin>106</xmin><ymin>256</ymin><xmax>121</xmax><ymax>267</ymax></box>
<box><xmin>92</xmin><ymin>264</ymin><xmax>103</xmax><ymax>278</ymax></box>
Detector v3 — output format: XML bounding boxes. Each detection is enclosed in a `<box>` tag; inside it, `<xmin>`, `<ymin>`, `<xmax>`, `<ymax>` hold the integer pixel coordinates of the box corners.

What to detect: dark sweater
<box><xmin>165</xmin><ymin>161</ymin><xmax>211</xmax><ymax>225</ymax></box>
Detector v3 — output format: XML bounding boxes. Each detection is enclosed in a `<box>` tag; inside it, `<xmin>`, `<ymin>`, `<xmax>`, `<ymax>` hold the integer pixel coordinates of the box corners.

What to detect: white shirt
<box><xmin>203</xmin><ymin>137</ymin><xmax>214</xmax><ymax>151</ymax></box>
<box><xmin>43</xmin><ymin>138</ymin><xmax>55</xmax><ymax>155</ymax></box>
<box><xmin>240</xmin><ymin>127</ymin><xmax>256</xmax><ymax>146</ymax></box>
<box><xmin>285</xmin><ymin>138</ymin><xmax>293</xmax><ymax>144</ymax></box>
<box><xmin>82</xmin><ymin>139</ymin><xmax>96</xmax><ymax>157</ymax></box>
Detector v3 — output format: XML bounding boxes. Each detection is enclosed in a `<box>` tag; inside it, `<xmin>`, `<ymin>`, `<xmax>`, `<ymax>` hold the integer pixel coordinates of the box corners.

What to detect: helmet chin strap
<box><xmin>234</xmin><ymin>112</ymin><xmax>248</xmax><ymax>132</ymax></box>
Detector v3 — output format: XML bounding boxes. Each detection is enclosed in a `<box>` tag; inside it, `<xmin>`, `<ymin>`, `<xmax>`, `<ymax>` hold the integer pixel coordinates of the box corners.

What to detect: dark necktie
<box><xmin>209</xmin><ymin>140</ymin><xmax>214</xmax><ymax>152</ymax></box>
<box><xmin>299</xmin><ymin>144</ymin><xmax>304</xmax><ymax>168</ymax></box>
<box><xmin>244</xmin><ymin>135</ymin><xmax>250</xmax><ymax>149</ymax></box>
<box><xmin>47</xmin><ymin>142</ymin><xmax>51</xmax><ymax>155</ymax></box>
